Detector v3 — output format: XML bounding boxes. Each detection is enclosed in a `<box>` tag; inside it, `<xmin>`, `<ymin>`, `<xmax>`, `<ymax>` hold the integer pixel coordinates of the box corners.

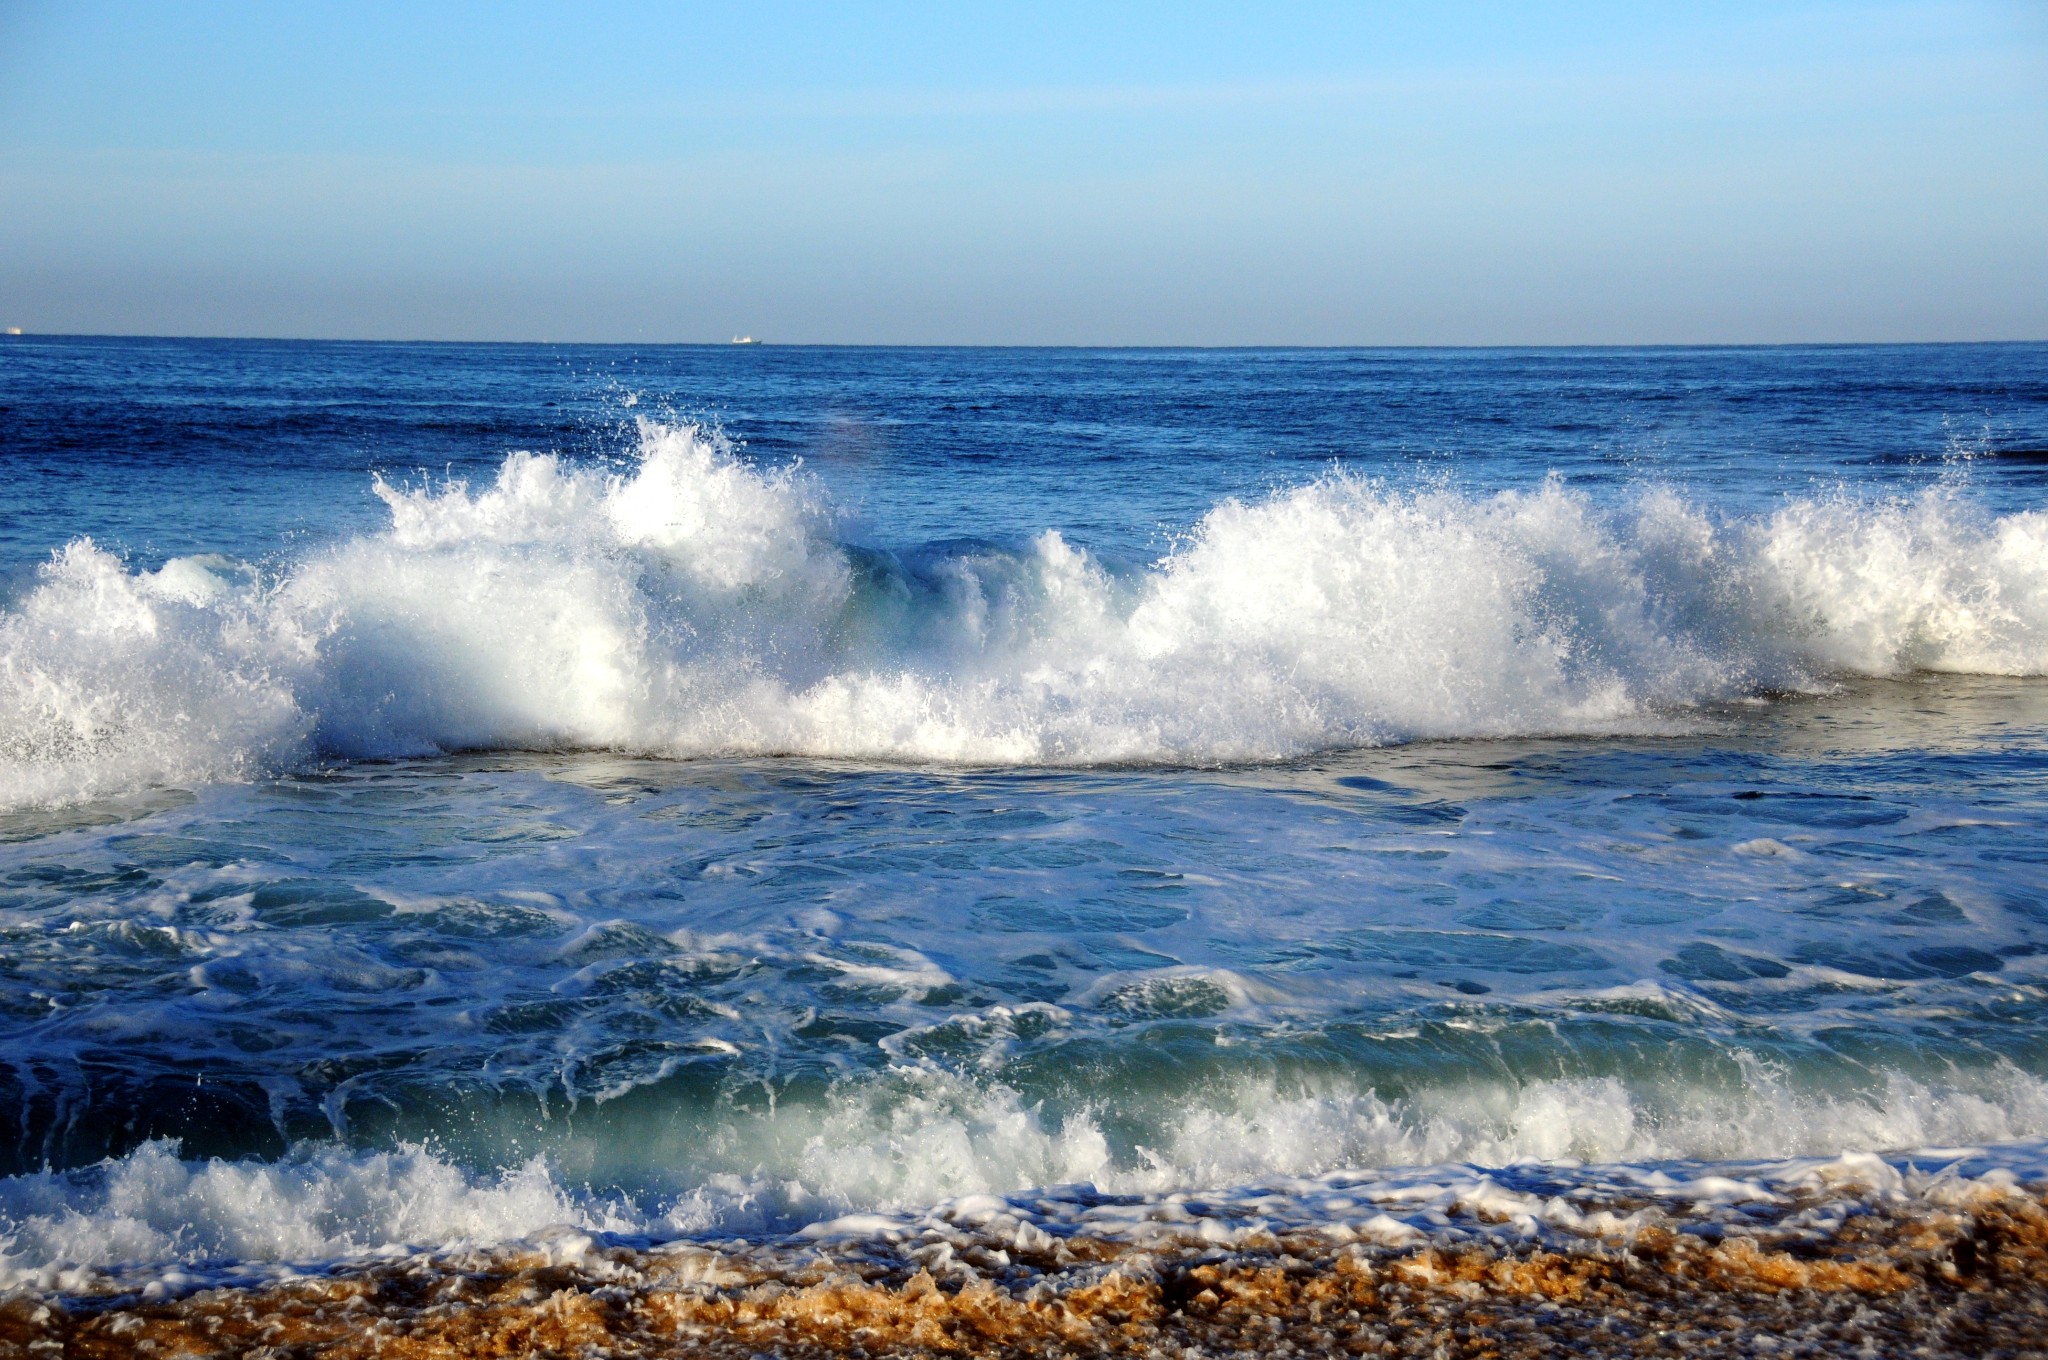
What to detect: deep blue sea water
<box><xmin>2</xmin><ymin>336</ymin><xmax>2047</xmax><ymax>1285</ymax></box>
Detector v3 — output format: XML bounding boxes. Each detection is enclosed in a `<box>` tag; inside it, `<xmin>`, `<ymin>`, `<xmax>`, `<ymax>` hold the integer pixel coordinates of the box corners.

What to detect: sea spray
<box><xmin>5</xmin><ymin>420</ymin><xmax>2048</xmax><ymax>808</ymax></box>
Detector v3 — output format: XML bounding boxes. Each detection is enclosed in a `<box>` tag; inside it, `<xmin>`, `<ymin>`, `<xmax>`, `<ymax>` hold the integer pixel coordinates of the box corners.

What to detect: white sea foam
<box><xmin>5</xmin><ymin>1061</ymin><xmax>2046</xmax><ymax>1287</ymax></box>
<box><xmin>0</xmin><ymin>1142</ymin><xmax>620</xmax><ymax>1291</ymax></box>
<box><xmin>5</xmin><ymin>420</ymin><xmax>2048</xmax><ymax>806</ymax></box>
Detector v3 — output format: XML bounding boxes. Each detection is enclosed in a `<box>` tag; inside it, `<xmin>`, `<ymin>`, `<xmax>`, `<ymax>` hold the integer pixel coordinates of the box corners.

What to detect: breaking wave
<box><xmin>6</xmin><ymin>1060</ymin><xmax>2048</xmax><ymax>1288</ymax></box>
<box><xmin>5</xmin><ymin>419</ymin><xmax>2048</xmax><ymax>807</ymax></box>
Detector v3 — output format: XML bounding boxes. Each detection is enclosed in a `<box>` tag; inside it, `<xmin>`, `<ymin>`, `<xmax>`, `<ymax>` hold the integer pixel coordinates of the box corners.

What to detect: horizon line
<box><xmin>6</xmin><ymin>331</ymin><xmax>2048</xmax><ymax>352</ymax></box>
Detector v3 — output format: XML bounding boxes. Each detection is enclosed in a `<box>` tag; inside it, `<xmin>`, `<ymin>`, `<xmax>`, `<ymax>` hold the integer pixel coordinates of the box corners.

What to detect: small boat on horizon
<box><xmin>730</xmin><ymin>335</ymin><xmax>761</xmax><ymax>345</ymax></box>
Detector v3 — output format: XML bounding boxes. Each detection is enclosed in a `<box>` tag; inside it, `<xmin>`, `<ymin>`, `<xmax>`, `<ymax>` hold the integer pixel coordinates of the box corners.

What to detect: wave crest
<box><xmin>5</xmin><ymin>420</ymin><xmax>2047</xmax><ymax>805</ymax></box>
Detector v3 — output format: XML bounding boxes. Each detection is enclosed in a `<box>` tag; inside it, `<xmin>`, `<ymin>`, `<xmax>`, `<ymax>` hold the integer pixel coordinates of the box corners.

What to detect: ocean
<box><xmin>3</xmin><ymin>336</ymin><xmax>2047</xmax><ymax>1354</ymax></box>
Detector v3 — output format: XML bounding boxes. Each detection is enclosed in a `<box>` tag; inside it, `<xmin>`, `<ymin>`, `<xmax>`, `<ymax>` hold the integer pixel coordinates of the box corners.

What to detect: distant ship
<box><xmin>730</xmin><ymin>335</ymin><xmax>761</xmax><ymax>345</ymax></box>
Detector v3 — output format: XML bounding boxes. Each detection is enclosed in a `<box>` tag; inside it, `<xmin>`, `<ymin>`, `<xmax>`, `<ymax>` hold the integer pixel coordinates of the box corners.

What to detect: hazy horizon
<box><xmin>10</xmin><ymin>334</ymin><xmax>2048</xmax><ymax>351</ymax></box>
<box><xmin>3</xmin><ymin>1</ymin><xmax>2045</xmax><ymax>346</ymax></box>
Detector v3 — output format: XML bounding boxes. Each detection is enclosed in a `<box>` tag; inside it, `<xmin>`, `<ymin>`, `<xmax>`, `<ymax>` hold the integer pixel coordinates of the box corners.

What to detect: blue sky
<box><xmin>1</xmin><ymin>1</ymin><xmax>2043</xmax><ymax>343</ymax></box>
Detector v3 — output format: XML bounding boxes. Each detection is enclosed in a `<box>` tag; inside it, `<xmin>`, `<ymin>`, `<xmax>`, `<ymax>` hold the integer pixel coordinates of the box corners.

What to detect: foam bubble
<box><xmin>5</xmin><ymin>421</ymin><xmax>2047</xmax><ymax>806</ymax></box>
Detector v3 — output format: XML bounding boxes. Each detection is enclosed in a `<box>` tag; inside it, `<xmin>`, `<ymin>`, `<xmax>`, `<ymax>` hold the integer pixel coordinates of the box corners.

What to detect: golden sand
<box><xmin>4</xmin><ymin>1179</ymin><xmax>2046</xmax><ymax>1358</ymax></box>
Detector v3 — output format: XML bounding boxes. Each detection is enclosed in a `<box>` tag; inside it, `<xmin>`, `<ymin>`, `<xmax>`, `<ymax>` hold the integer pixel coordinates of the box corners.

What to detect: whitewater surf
<box><xmin>3</xmin><ymin>338</ymin><xmax>2046</xmax><ymax>1356</ymax></box>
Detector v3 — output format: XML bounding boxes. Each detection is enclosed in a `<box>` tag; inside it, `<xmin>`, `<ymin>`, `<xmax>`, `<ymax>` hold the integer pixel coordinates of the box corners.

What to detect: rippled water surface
<box><xmin>1</xmin><ymin>337</ymin><xmax>2046</xmax><ymax>1285</ymax></box>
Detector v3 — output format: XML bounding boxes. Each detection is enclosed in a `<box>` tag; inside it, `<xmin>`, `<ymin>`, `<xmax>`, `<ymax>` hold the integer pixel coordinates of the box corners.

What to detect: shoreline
<box><xmin>5</xmin><ymin>1153</ymin><xmax>2045</xmax><ymax>1358</ymax></box>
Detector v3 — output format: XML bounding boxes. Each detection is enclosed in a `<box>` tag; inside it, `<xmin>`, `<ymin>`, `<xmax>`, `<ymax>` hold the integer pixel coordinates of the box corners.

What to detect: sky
<box><xmin>0</xmin><ymin>1</ymin><xmax>2044</xmax><ymax>344</ymax></box>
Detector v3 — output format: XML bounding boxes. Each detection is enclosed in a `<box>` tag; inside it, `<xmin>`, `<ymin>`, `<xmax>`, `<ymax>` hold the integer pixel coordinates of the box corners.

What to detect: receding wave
<box><xmin>5</xmin><ymin>419</ymin><xmax>2047</xmax><ymax>807</ymax></box>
